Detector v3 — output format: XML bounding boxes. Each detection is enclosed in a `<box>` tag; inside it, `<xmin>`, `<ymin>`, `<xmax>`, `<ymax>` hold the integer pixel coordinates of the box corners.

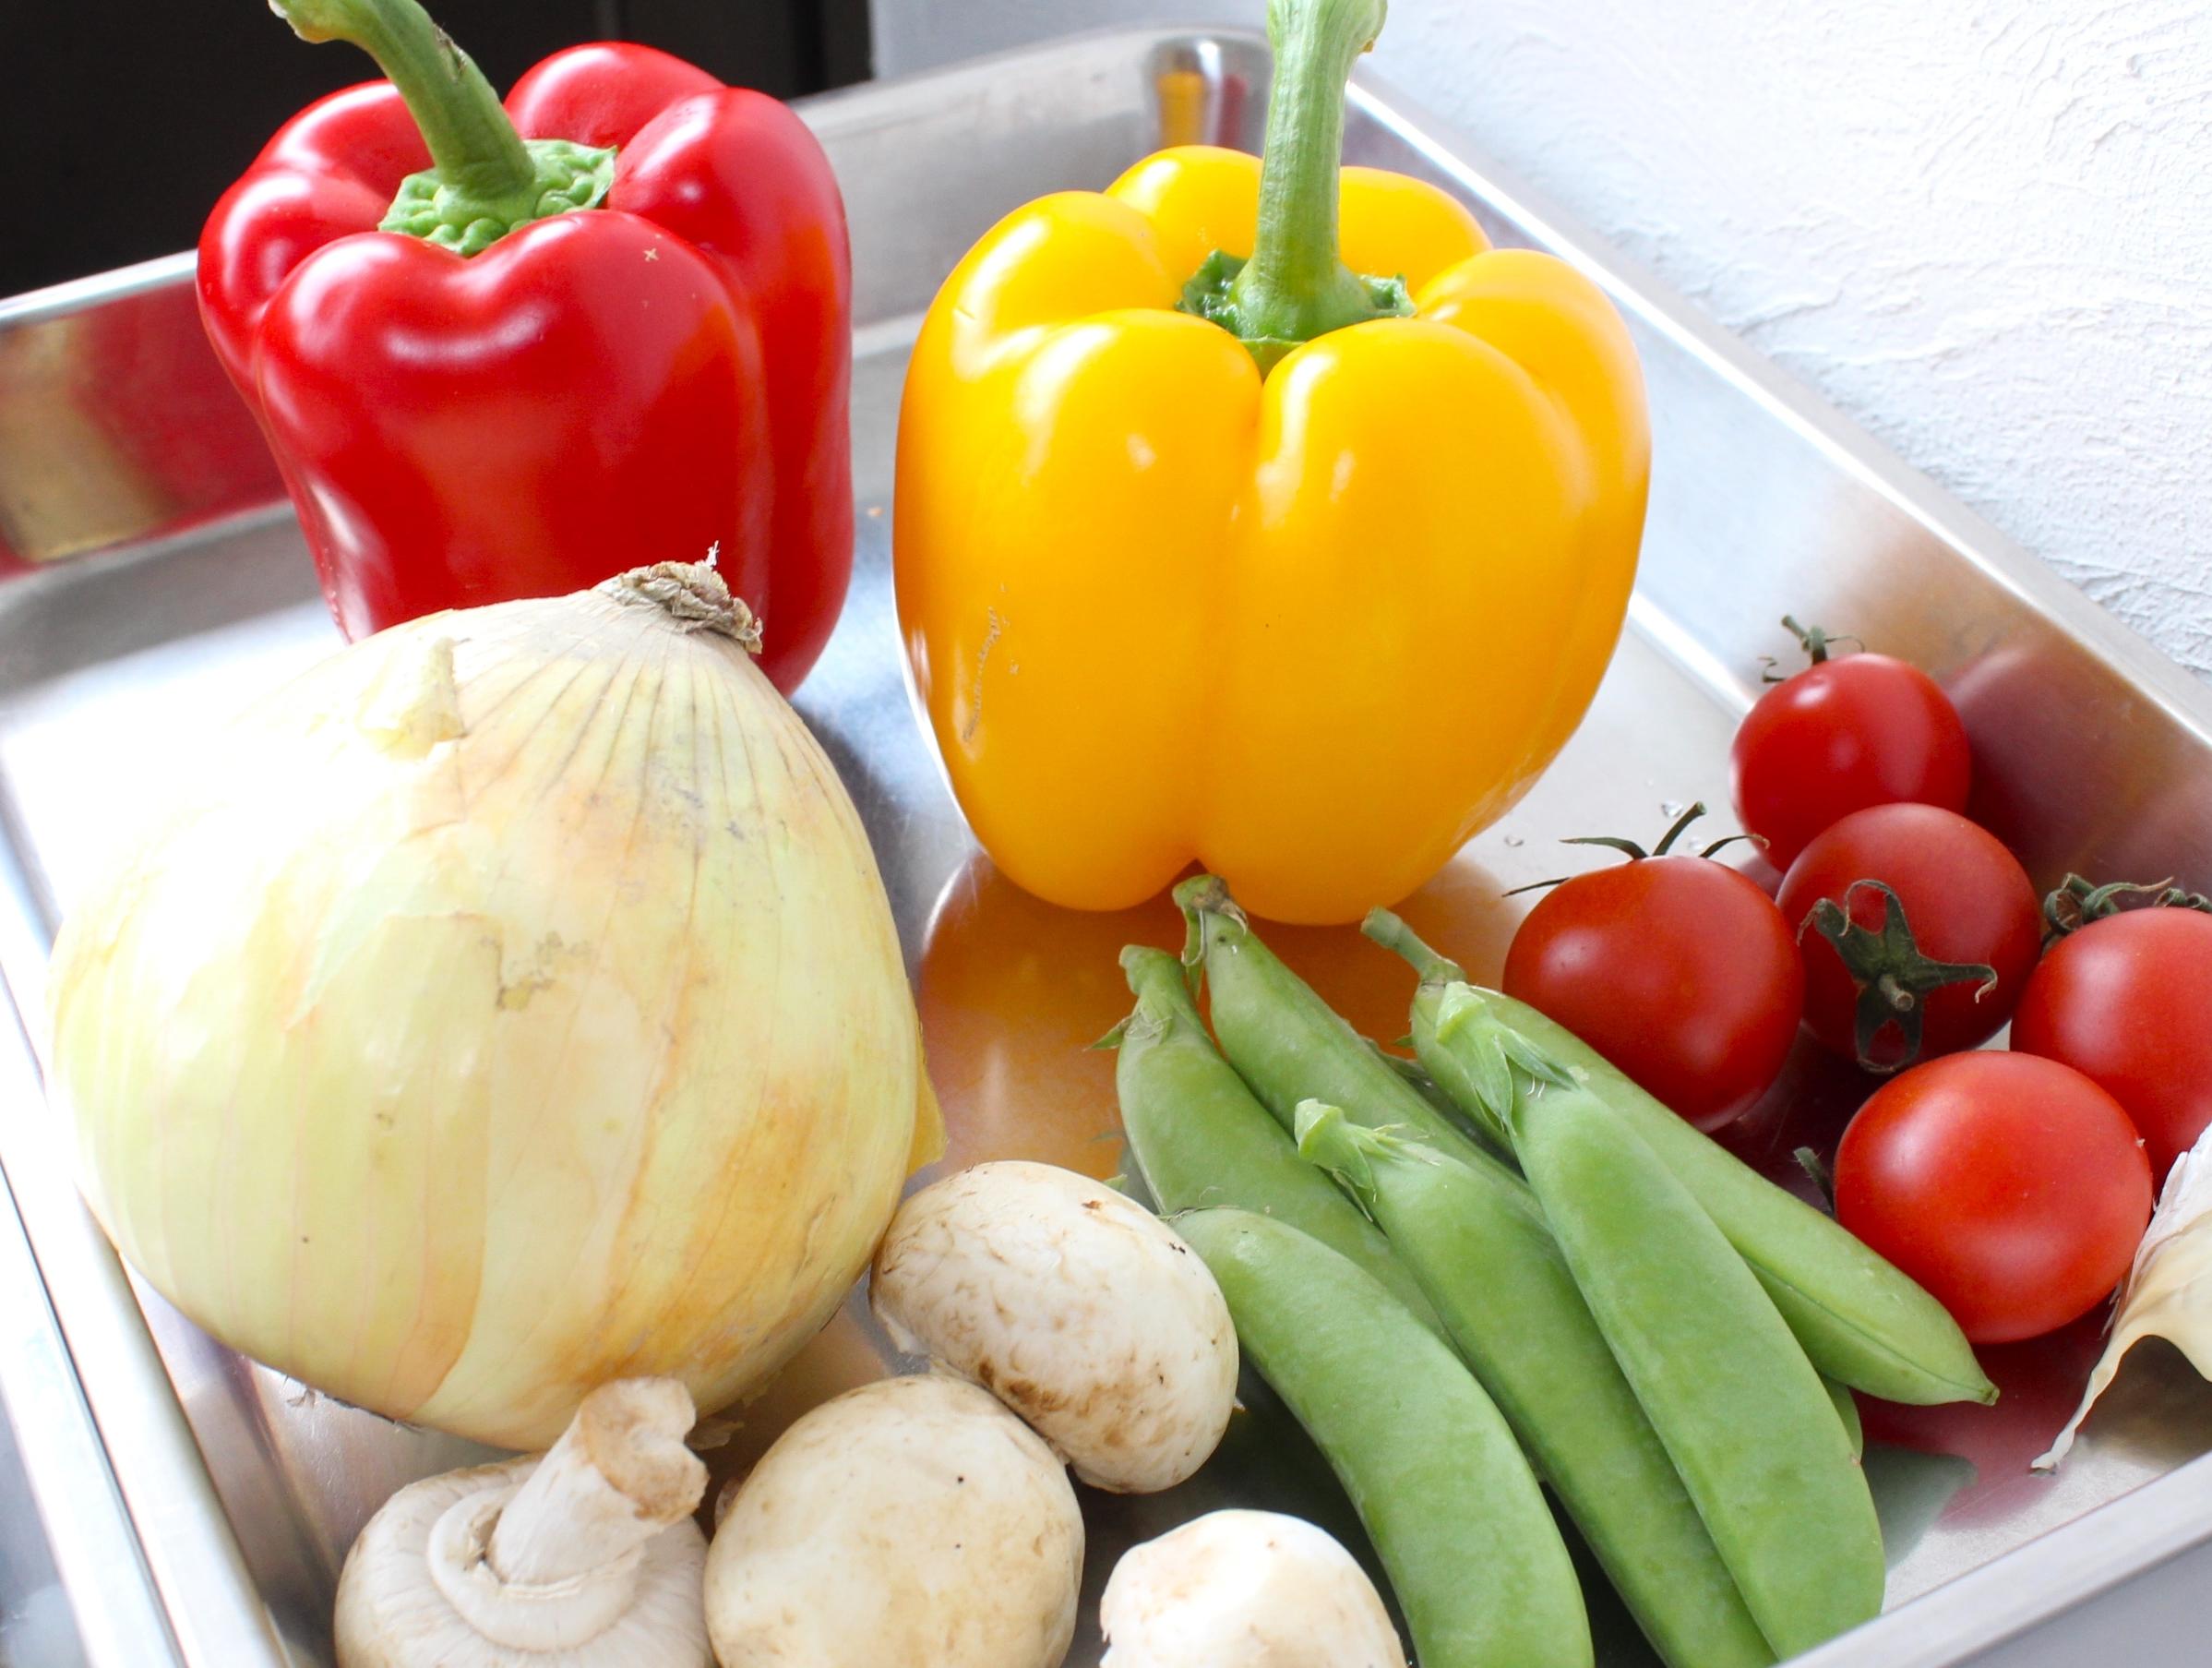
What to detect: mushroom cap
<box><xmin>704</xmin><ymin>1374</ymin><xmax>1082</xmax><ymax>1667</ymax></box>
<box><xmin>870</xmin><ymin>1161</ymin><xmax>1238</xmax><ymax>1492</ymax></box>
<box><xmin>333</xmin><ymin>1454</ymin><xmax>710</xmax><ymax>1668</ymax></box>
<box><xmin>1099</xmin><ymin>1509</ymin><xmax>1405</xmax><ymax>1668</ymax></box>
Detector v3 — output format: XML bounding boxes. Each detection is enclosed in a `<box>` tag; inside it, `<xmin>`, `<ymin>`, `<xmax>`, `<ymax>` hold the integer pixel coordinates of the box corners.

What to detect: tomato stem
<box><xmin>1510</xmin><ymin>802</ymin><xmax>1751</xmax><ymax>896</ymax></box>
<box><xmin>1800</xmin><ymin>881</ymin><xmax>1995</xmax><ymax>1073</ymax></box>
<box><xmin>2042</xmin><ymin>872</ymin><xmax>2212</xmax><ymax>942</ymax></box>
<box><xmin>1792</xmin><ymin>1146</ymin><xmax>1836</xmax><ymax>1213</ymax></box>
<box><xmin>1650</xmin><ymin>802</ymin><xmax>1705</xmax><ymax>857</ymax></box>
<box><xmin>1764</xmin><ymin>616</ymin><xmax>1865</xmax><ymax>682</ymax></box>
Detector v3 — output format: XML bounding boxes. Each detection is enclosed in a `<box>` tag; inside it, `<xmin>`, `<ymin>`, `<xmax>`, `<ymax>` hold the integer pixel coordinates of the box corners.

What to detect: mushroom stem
<box><xmin>427</xmin><ymin>1379</ymin><xmax>707</xmax><ymax>1651</ymax></box>
<box><xmin>494</xmin><ymin>1378</ymin><xmax>705</xmax><ymax>1579</ymax></box>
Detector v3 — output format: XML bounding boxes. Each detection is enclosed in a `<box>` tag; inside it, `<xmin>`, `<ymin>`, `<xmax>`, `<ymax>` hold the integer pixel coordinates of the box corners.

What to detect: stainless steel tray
<box><xmin>5</xmin><ymin>26</ymin><xmax>2212</xmax><ymax>1668</ymax></box>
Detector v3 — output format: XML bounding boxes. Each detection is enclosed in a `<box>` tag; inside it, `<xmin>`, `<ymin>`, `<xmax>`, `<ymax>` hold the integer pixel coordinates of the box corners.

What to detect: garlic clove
<box><xmin>2039</xmin><ymin>1134</ymin><xmax>2212</xmax><ymax>1470</ymax></box>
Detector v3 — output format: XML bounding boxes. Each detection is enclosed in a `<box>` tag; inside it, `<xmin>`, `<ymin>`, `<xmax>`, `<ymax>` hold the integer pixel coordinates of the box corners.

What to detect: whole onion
<box><xmin>45</xmin><ymin>563</ymin><xmax>936</xmax><ymax>1449</ymax></box>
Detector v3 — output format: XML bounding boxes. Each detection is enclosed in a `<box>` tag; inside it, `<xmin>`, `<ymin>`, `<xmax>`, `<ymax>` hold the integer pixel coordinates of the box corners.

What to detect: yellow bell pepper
<box><xmin>894</xmin><ymin>0</ymin><xmax>1649</xmax><ymax>923</ymax></box>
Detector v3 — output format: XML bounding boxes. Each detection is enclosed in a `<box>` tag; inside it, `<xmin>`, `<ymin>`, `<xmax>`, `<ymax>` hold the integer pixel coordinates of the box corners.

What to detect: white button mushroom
<box><xmin>1100</xmin><ymin>1509</ymin><xmax>1406</xmax><ymax>1668</ymax></box>
<box><xmin>333</xmin><ymin>1377</ymin><xmax>711</xmax><ymax>1668</ymax></box>
<box><xmin>704</xmin><ymin>1374</ymin><xmax>1082</xmax><ymax>1667</ymax></box>
<box><xmin>871</xmin><ymin>1160</ymin><xmax>1238</xmax><ymax>1493</ymax></box>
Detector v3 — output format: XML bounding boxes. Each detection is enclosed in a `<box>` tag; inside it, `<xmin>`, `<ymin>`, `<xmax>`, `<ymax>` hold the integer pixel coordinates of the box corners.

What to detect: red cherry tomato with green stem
<box><xmin>1503</xmin><ymin>805</ymin><xmax>1804</xmax><ymax>1131</ymax></box>
<box><xmin>2013</xmin><ymin>880</ymin><xmax>2212</xmax><ymax>1182</ymax></box>
<box><xmin>1777</xmin><ymin>804</ymin><xmax>2039</xmax><ymax>1073</ymax></box>
<box><xmin>1836</xmin><ymin>1051</ymin><xmax>2151</xmax><ymax>1344</ymax></box>
<box><xmin>1730</xmin><ymin>617</ymin><xmax>1971</xmax><ymax>870</ymax></box>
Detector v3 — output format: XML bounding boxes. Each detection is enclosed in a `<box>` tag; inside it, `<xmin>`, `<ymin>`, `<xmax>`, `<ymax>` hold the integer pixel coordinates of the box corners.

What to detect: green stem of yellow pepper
<box><xmin>1236</xmin><ymin>0</ymin><xmax>1391</xmax><ymax>332</ymax></box>
<box><xmin>1181</xmin><ymin>0</ymin><xmax>1411</xmax><ymax>369</ymax></box>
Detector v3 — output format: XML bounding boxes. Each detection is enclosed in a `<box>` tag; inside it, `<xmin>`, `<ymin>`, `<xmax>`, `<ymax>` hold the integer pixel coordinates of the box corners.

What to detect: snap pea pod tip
<box><xmin>1111</xmin><ymin>944</ymin><xmax>1445</xmax><ymax>1334</ymax></box>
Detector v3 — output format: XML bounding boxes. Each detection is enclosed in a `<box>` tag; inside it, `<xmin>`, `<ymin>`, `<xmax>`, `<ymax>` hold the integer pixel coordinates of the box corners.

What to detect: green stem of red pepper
<box><xmin>1179</xmin><ymin>0</ymin><xmax>1411</xmax><ymax>370</ymax></box>
<box><xmin>272</xmin><ymin>0</ymin><xmax>616</xmax><ymax>256</ymax></box>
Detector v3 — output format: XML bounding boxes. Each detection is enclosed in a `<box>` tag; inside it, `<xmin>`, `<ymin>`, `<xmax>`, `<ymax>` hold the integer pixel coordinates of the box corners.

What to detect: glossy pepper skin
<box><xmin>894</xmin><ymin>0</ymin><xmax>1647</xmax><ymax>924</ymax></box>
<box><xmin>199</xmin><ymin>4</ymin><xmax>851</xmax><ymax>691</ymax></box>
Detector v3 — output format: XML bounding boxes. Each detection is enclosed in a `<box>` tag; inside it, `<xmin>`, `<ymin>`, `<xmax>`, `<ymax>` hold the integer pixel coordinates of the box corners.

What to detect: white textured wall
<box><xmin>871</xmin><ymin>0</ymin><xmax>2212</xmax><ymax>678</ymax></box>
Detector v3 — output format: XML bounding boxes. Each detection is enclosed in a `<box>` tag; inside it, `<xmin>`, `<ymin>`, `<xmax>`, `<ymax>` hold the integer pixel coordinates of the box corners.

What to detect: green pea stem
<box><xmin>1361</xmin><ymin>906</ymin><xmax>1465</xmax><ymax>985</ymax></box>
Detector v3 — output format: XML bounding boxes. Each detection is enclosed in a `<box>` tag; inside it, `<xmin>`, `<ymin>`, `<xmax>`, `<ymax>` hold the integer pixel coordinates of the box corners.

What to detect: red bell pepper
<box><xmin>197</xmin><ymin>0</ymin><xmax>852</xmax><ymax>690</ymax></box>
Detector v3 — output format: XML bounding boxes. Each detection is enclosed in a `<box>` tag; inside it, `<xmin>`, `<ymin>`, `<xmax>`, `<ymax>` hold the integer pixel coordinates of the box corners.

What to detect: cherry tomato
<box><xmin>1729</xmin><ymin>622</ymin><xmax>1970</xmax><ymax>870</ymax></box>
<box><xmin>2013</xmin><ymin>905</ymin><xmax>2212</xmax><ymax>1182</ymax></box>
<box><xmin>1777</xmin><ymin>804</ymin><xmax>2039</xmax><ymax>1072</ymax></box>
<box><xmin>1504</xmin><ymin>846</ymin><xmax>1803</xmax><ymax>1131</ymax></box>
<box><xmin>1835</xmin><ymin>1052</ymin><xmax>2151</xmax><ymax>1344</ymax></box>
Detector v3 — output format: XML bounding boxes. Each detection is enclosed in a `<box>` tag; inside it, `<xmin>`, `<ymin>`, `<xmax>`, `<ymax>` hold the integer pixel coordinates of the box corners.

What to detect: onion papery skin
<box><xmin>46</xmin><ymin>570</ymin><xmax>924</xmax><ymax>1449</ymax></box>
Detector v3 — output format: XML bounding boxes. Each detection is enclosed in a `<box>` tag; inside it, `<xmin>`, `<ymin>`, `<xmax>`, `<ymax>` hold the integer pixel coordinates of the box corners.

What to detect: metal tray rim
<box><xmin>4</xmin><ymin>25</ymin><xmax>2209</xmax><ymax>1665</ymax></box>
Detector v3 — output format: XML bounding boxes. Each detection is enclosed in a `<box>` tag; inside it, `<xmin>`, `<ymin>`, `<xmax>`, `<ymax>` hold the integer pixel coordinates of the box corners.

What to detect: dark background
<box><xmin>1</xmin><ymin>0</ymin><xmax>871</xmax><ymax>296</ymax></box>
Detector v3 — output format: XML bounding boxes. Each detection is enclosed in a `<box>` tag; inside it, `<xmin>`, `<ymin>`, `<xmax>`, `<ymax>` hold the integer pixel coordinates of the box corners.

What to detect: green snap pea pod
<box><xmin>1295</xmin><ymin>1103</ymin><xmax>1774</xmax><ymax>1668</ymax></box>
<box><xmin>1111</xmin><ymin>946</ymin><xmax>1445</xmax><ymax>1334</ymax></box>
<box><xmin>1176</xmin><ymin>876</ymin><xmax>1509</xmax><ymax>1167</ymax></box>
<box><xmin>1364</xmin><ymin>1034</ymin><xmax>1484</xmax><ymax>1129</ymax></box>
<box><xmin>1495</xmin><ymin>1076</ymin><xmax>1885</xmax><ymax>1660</ymax></box>
<box><xmin>1826</xmin><ymin>1376</ymin><xmax>1864</xmax><ymax>1459</ymax></box>
<box><xmin>1176</xmin><ymin>1206</ymin><xmax>1592</xmax><ymax>1668</ymax></box>
<box><xmin>1364</xmin><ymin>910</ymin><xmax>1996</xmax><ymax>1409</ymax></box>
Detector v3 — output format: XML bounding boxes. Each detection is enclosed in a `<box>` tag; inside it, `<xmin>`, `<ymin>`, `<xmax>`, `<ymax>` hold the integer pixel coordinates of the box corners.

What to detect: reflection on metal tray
<box><xmin>3</xmin><ymin>26</ymin><xmax>2211</xmax><ymax>1668</ymax></box>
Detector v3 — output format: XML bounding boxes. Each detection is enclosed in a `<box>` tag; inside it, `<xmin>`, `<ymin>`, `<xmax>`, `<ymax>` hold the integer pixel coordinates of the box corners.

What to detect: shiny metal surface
<box><xmin>1</xmin><ymin>26</ymin><xmax>2210</xmax><ymax>1667</ymax></box>
<box><xmin>0</xmin><ymin>1016</ymin><xmax>101</xmax><ymax>1668</ymax></box>
<box><xmin>0</xmin><ymin>255</ymin><xmax>282</xmax><ymax>570</ymax></box>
